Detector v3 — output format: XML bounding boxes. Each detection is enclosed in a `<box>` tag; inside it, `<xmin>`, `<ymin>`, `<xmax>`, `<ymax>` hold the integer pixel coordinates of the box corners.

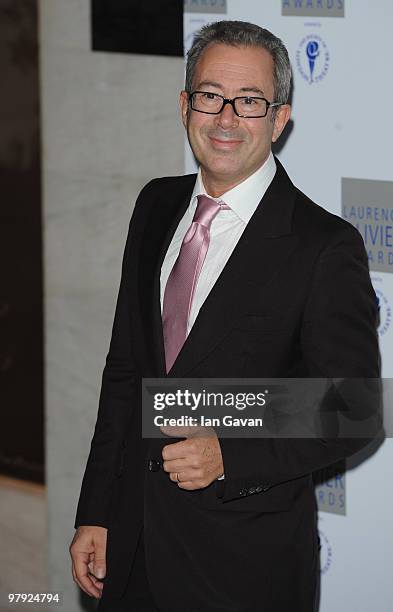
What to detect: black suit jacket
<box><xmin>75</xmin><ymin>159</ymin><xmax>380</xmax><ymax>610</ymax></box>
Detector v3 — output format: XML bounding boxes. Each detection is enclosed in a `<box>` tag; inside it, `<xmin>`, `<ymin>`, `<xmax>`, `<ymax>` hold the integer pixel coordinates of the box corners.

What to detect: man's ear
<box><xmin>272</xmin><ymin>104</ymin><xmax>291</xmax><ymax>143</ymax></box>
<box><xmin>179</xmin><ymin>91</ymin><xmax>189</xmax><ymax>128</ymax></box>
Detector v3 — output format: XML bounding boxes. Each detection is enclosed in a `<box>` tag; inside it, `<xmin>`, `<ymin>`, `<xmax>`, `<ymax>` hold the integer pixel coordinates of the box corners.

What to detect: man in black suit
<box><xmin>70</xmin><ymin>21</ymin><xmax>379</xmax><ymax>612</ymax></box>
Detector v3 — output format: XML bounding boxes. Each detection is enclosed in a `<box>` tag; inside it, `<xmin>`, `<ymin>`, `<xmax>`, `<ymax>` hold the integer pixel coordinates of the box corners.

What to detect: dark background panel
<box><xmin>0</xmin><ymin>0</ymin><xmax>43</xmax><ymax>483</ymax></box>
<box><xmin>91</xmin><ymin>0</ymin><xmax>184</xmax><ymax>56</ymax></box>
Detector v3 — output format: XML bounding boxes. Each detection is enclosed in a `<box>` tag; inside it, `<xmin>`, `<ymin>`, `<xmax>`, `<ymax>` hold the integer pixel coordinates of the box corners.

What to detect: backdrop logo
<box><xmin>342</xmin><ymin>178</ymin><xmax>393</xmax><ymax>273</ymax></box>
<box><xmin>184</xmin><ymin>0</ymin><xmax>227</xmax><ymax>13</ymax></box>
<box><xmin>314</xmin><ymin>462</ymin><xmax>346</xmax><ymax>515</ymax></box>
<box><xmin>318</xmin><ymin>529</ymin><xmax>333</xmax><ymax>574</ymax></box>
<box><xmin>372</xmin><ymin>279</ymin><xmax>392</xmax><ymax>337</ymax></box>
<box><xmin>282</xmin><ymin>0</ymin><xmax>344</xmax><ymax>17</ymax></box>
<box><xmin>296</xmin><ymin>35</ymin><xmax>330</xmax><ymax>84</ymax></box>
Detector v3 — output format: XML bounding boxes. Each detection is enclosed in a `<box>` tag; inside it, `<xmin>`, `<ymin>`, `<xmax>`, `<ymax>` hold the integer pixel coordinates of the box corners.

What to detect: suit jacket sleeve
<box><xmin>218</xmin><ymin>223</ymin><xmax>382</xmax><ymax>503</ymax></box>
<box><xmin>74</xmin><ymin>180</ymin><xmax>156</xmax><ymax>528</ymax></box>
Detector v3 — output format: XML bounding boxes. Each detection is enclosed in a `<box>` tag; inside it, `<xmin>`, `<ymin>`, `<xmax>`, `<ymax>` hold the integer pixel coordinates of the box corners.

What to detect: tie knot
<box><xmin>194</xmin><ymin>195</ymin><xmax>228</xmax><ymax>228</ymax></box>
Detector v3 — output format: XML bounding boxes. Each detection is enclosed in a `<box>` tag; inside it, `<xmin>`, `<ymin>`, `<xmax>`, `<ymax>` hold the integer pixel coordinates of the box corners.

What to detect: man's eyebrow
<box><xmin>238</xmin><ymin>86</ymin><xmax>265</xmax><ymax>96</ymax></box>
<box><xmin>194</xmin><ymin>81</ymin><xmax>265</xmax><ymax>96</ymax></box>
<box><xmin>195</xmin><ymin>80</ymin><xmax>224</xmax><ymax>91</ymax></box>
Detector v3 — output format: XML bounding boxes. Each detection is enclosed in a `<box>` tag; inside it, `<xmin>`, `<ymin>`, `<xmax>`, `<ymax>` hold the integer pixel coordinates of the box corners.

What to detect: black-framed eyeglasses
<box><xmin>189</xmin><ymin>91</ymin><xmax>283</xmax><ymax>118</ymax></box>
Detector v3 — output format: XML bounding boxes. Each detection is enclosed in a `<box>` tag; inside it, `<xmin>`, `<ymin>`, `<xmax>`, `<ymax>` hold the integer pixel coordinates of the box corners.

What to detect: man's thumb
<box><xmin>94</xmin><ymin>563</ymin><xmax>106</xmax><ymax>580</ymax></box>
<box><xmin>93</xmin><ymin>551</ymin><xmax>106</xmax><ymax>579</ymax></box>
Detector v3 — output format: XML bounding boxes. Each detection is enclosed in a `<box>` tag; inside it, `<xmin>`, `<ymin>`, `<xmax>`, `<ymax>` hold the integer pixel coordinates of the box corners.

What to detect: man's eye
<box><xmin>243</xmin><ymin>97</ymin><xmax>257</xmax><ymax>105</ymax></box>
<box><xmin>203</xmin><ymin>92</ymin><xmax>217</xmax><ymax>100</ymax></box>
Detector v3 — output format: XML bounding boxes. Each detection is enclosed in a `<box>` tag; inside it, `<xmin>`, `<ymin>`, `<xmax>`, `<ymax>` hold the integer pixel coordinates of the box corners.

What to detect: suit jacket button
<box><xmin>148</xmin><ymin>458</ymin><xmax>161</xmax><ymax>472</ymax></box>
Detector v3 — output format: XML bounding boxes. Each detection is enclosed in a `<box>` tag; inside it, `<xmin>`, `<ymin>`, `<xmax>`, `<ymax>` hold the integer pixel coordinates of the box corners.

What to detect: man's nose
<box><xmin>216</xmin><ymin>101</ymin><xmax>239</xmax><ymax>129</ymax></box>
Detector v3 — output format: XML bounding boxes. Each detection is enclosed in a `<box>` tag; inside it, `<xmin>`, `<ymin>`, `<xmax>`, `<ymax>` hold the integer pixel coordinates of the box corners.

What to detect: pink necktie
<box><xmin>162</xmin><ymin>195</ymin><xmax>229</xmax><ymax>373</ymax></box>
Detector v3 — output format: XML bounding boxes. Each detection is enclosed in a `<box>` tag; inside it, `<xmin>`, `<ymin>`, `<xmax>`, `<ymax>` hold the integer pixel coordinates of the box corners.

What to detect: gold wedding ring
<box><xmin>176</xmin><ymin>472</ymin><xmax>181</xmax><ymax>483</ymax></box>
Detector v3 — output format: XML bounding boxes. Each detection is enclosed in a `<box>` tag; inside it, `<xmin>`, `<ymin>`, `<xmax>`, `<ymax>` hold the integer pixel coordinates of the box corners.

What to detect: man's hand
<box><xmin>161</xmin><ymin>426</ymin><xmax>224</xmax><ymax>490</ymax></box>
<box><xmin>69</xmin><ymin>525</ymin><xmax>107</xmax><ymax>599</ymax></box>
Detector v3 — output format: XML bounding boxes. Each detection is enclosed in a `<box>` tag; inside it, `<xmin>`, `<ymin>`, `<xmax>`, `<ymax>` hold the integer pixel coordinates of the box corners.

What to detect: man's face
<box><xmin>180</xmin><ymin>43</ymin><xmax>291</xmax><ymax>194</ymax></box>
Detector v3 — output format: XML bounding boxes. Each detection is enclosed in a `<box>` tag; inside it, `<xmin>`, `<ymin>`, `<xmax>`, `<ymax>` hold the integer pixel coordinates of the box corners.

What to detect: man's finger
<box><xmin>87</xmin><ymin>562</ymin><xmax>104</xmax><ymax>589</ymax></box>
<box><xmin>162</xmin><ymin>458</ymin><xmax>194</xmax><ymax>473</ymax></box>
<box><xmin>89</xmin><ymin>574</ymin><xmax>104</xmax><ymax>590</ymax></box>
<box><xmin>169</xmin><ymin>469</ymin><xmax>203</xmax><ymax>483</ymax></box>
<box><xmin>74</xmin><ymin>569</ymin><xmax>101</xmax><ymax>598</ymax></box>
<box><xmin>176</xmin><ymin>480</ymin><xmax>206</xmax><ymax>490</ymax></box>
<box><xmin>73</xmin><ymin>552</ymin><xmax>102</xmax><ymax>598</ymax></box>
<box><xmin>71</xmin><ymin>564</ymin><xmax>88</xmax><ymax>597</ymax></box>
<box><xmin>162</xmin><ymin>439</ymin><xmax>190</xmax><ymax>460</ymax></box>
<box><xmin>71</xmin><ymin>553</ymin><xmax>96</xmax><ymax>597</ymax></box>
<box><xmin>72</xmin><ymin>563</ymin><xmax>98</xmax><ymax>598</ymax></box>
<box><xmin>79</xmin><ymin>560</ymin><xmax>103</xmax><ymax>595</ymax></box>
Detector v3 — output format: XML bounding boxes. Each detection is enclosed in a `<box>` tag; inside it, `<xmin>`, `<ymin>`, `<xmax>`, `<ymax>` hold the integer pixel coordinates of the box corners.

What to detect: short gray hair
<box><xmin>185</xmin><ymin>20</ymin><xmax>292</xmax><ymax>108</ymax></box>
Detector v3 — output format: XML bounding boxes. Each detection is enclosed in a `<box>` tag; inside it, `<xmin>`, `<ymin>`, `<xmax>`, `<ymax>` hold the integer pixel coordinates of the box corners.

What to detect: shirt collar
<box><xmin>190</xmin><ymin>151</ymin><xmax>276</xmax><ymax>223</ymax></box>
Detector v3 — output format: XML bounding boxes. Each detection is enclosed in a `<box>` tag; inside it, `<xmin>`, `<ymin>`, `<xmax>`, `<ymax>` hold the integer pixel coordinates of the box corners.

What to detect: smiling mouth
<box><xmin>209</xmin><ymin>136</ymin><xmax>243</xmax><ymax>149</ymax></box>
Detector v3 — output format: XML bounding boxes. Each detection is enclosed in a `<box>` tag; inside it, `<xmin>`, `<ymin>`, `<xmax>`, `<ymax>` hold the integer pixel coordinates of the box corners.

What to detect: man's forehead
<box><xmin>194</xmin><ymin>44</ymin><xmax>274</xmax><ymax>91</ymax></box>
<box><xmin>197</xmin><ymin>60</ymin><xmax>263</xmax><ymax>79</ymax></box>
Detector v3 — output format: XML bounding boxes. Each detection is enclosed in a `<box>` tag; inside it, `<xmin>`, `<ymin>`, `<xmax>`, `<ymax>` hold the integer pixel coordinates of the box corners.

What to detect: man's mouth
<box><xmin>208</xmin><ymin>136</ymin><xmax>243</xmax><ymax>150</ymax></box>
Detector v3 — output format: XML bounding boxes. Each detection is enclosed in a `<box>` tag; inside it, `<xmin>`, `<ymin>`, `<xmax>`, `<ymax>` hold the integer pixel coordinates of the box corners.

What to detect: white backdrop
<box><xmin>184</xmin><ymin>1</ymin><xmax>393</xmax><ymax>610</ymax></box>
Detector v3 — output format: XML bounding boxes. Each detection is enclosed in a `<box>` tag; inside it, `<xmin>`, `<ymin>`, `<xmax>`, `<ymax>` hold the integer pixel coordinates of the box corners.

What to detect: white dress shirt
<box><xmin>160</xmin><ymin>151</ymin><xmax>277</xmax><ymax>332</ymax></box>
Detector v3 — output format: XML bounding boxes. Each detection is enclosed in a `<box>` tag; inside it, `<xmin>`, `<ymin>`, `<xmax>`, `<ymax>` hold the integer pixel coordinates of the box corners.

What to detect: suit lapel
<box><xmin>138</xmin><ymin>175</ymin><xmax>196</xmax><ymax>375</ymax></box>
<box><xmin>138</xmin><ymin>159</ymin><xmax>299</xmax><ymax>377</ymax></box>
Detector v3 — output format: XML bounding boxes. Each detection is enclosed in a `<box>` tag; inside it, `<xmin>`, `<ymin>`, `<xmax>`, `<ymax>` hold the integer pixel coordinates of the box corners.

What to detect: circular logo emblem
<box><xmin>318</xmin><ymin>529</ymin><xmax>333</xmax><ymax>575</ymax></box>
<box><xmin>296</xmin><ymin>34</ymin><xmax>330</xmax><ymax>84</ymax></box>
<box><xmin>375</xmin><ymin>288</ymin><xmax>392</xmax><ymax>336</ymax></box>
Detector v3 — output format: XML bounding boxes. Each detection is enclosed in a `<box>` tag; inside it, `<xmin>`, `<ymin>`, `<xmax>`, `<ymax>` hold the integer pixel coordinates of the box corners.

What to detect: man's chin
<box><xmin>207</xmin><ymin>160</ymin><xmax>243</xmax><ymax>178</ymax></box>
